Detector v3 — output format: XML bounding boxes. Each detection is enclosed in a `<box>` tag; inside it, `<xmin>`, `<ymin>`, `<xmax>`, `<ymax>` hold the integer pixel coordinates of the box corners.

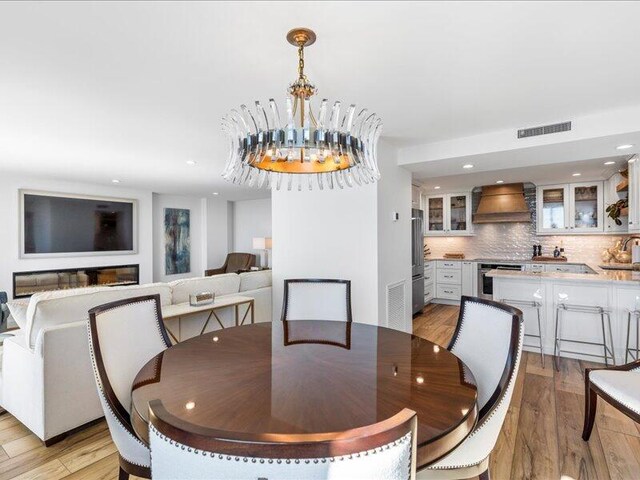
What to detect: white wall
<box><xmin>272</xmin><ymin>184</ymin><xmax>379</xmax><ymax>324</ymax></box>
<box><xmin>270</xmin><ymin>141</ymin><xmax>411</xmax><ymax>329</ymax></box>
<box><xmin>206</xmin><ymin>197</ymin><xmax>233</xmax><ymax>269</ymax></box>
<box><xmin>0</xmin><ymin>174</ymin><xmax>153</xmax><ymax>297</ymax></box>
<box><xmin>152</xmin><ymin>193</ymin><xmax>207</xmax><ymax>282</ymax></box>
<box><xmin>233</xmin><ymin>198</ymin><xmax>272</xmax><ymax>266</ymax></box>
<box><xmin>376</xmin><ymin>141</ymin><xmax>413</xmax><ymax>332</ymax></box>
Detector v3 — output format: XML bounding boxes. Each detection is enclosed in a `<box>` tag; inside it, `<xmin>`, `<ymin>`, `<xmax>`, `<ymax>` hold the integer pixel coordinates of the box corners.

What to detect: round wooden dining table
<box><xmin>131</xmin><ymin>320</ymin><xmax>478</xmax><ymax>468</ymax></box>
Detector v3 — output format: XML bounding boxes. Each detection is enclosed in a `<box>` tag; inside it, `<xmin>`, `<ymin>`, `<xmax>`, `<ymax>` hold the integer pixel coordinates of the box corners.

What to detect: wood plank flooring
<box><xmin>0</xmin><ymin>303</ymin><xmax>638</xmax><ymax>479</ymax></box>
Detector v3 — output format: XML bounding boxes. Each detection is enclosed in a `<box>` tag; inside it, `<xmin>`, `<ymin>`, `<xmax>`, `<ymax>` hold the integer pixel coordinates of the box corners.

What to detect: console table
<box><xmin>161</xmin><ymin>295</ymin><xmax>254</xmax><ymax>343</ymax></box>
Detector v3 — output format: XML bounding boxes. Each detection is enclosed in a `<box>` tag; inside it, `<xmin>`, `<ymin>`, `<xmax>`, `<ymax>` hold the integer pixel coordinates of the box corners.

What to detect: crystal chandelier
<box><xmin>221</xmin><ymin>28</ymin><xmax>382</xmax><ymax>191</ymax></box>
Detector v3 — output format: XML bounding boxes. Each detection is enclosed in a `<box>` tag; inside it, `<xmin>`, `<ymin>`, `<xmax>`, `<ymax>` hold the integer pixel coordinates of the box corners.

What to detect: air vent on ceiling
<box><xmin>517</xmin><ymin>121</ymin><xmax>571</xmax><ymax>139</ymax></box>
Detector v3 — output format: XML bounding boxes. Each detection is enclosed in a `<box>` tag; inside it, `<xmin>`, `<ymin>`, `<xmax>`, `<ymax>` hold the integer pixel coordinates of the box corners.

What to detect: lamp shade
<box><xmin>253</xmin><ymin>237</ymin><xmax>272</xmax><ymax>250</ymax></box>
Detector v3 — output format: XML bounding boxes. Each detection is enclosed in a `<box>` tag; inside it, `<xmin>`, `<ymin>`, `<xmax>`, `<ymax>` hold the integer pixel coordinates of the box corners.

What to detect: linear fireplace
<box><xmin>13</xmin><ymin>264</ymin><xmax>139</xmax><ymax>299</ymax></box>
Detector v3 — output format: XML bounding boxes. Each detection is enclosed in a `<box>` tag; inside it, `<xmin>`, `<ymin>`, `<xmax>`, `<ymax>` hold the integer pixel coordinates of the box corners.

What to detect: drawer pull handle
<box><xmin>444</xmin><ymin>290</ymin><xmax>453</xmax><ymax>294</ymax></box>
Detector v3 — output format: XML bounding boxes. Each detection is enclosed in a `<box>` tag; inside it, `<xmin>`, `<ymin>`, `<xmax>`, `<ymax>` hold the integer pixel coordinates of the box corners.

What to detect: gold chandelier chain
<box><xmin>298</xmin><ymin>45</ymin><xmax>305</xmax><ymax>81</ymax></box>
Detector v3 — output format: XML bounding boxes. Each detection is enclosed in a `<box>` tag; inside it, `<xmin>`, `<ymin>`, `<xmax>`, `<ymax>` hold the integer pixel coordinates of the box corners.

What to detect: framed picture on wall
<box><xmin>164</xmin><ymin>208</ymin><xmax>191</xmax><ymax>275</ymax></box>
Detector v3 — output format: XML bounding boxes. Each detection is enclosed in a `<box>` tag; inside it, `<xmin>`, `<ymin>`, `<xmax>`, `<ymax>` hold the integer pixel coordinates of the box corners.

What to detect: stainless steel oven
<box><xmin>478</xmin><ymin>263</ymin><xmax>524</xmax><ymax>300</ymax></box>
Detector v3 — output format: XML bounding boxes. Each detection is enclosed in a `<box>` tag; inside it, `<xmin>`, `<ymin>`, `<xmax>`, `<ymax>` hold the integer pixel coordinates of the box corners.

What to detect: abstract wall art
<box><xmin>164</xmin><ymin>208</ymin><xmax>191</xmax><ymax>275</ymax></box>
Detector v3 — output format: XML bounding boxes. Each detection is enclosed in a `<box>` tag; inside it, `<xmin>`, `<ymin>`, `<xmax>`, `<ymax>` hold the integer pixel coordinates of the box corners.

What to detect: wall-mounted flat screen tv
<box><xmin>20</xmin><ymin>190</ymin><xmax>137</xmax><ymax>257</ymax></box>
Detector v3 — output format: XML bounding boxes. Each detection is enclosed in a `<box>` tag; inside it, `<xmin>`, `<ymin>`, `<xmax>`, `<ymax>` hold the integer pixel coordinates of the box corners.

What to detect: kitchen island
<box><xmin>489</xmin><ymin>265</ymin><xmax>640</xmax><ymax>364</ymax></box>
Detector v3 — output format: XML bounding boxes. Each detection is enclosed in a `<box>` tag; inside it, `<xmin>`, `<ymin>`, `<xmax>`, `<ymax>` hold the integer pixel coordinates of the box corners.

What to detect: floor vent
<box><xmin>517</xmin><ymin>121</ymin><xmax>571</xmax><ymax>139</ymax></box>
<box><xmin>387</xmin><ymin>280</ymin><xmax>406</xmax><ymax>331</ymax></box>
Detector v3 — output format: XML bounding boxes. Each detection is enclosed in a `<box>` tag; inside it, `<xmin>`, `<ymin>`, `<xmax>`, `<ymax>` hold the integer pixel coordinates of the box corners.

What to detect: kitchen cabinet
<box><xmin>544</xmin><ymin>264</ymin><xmax>583</xmax><ymax>274</ymax></box>
<box><xmin>461</xmin><ymin>261</ymin><xmax>476</xmax><ymax>296</ymax></box>
<box><xmin>429</xmin><ymin>260</ymin><xmax>475</xmax><ymax>303</ymax></box>
<box><xmin>424</xmin><ymin>193</ymin><xmax>472</xmax><ymax>236</ymax></box>
<box><xmin>628</xmin><ymin>156</ymin><xmax>640</xmax><ymax>233</ymax></box>
<box><xmin>424</xmin><ymin>261</ymin><xmax>434</xmax><ymax>304</ymax></box>
<box><xmin>536</xmin><ymin>182</ymin><xmax>603</xmax><ymax>234</ymax></box>
<box><xmin>411</xmin><ymin>184</ymin><xmax>422</xmax><ymax>208</ymax></box>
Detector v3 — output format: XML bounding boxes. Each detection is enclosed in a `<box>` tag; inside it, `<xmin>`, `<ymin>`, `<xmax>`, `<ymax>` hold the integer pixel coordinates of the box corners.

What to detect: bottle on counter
<box><xmin>532</xmin><ymin>245</ymin><xmax>538</xmax><ymax>258</ymax></box>
<box><xmin>537</xmin><ymin>244</ymin><xmax>542</xmax><ymax>257</ymax></box>
<box><xmin>553</xmin><ymin>246</ymin><xmax>560</xmax><ymax>258</ymax></box>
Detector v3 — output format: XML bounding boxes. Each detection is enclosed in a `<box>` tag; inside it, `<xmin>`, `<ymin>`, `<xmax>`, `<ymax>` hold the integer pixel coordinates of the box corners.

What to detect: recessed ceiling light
<box><xmin>212</xmin><ymin>192</ymin><xmax>219</xmax><ymax>196</ymax></box>
<box><xmin>185</xmin><ymin>401</ymin><xmax>196</xmax><ymax>410</ymax></box>
<box><xmin>572</xmin><ymin>173</ymin><xmax>581</xmax><ymax>177</ymax></box>
<box><xmin>462</xmin><ymin>164</ymin><xmax>474</xmax><ymax>169</ymax></box>
<box><xmin>186</xmin><ymin>160</ymin><xmax>197</xmax><ymax>166</ymax></box>
<box><xmin>111</xmin><ymin>179</ymin><xmax>120</xmax><ymax>184</ymax></box>
<box><xmin>496</xmin><ymin>180</ymin><xmax>504</xmax><ymax>184</ymax></box>
<box><xmin>617</xmin><ymin>144</ymin><xmax>634</xmax><ymax>150</ymax></box>
<box><xmin>604</xmin><ymin>161</ymin><xmax>616</xmax><ymax>165</ymax></box>
<box><xmin>416</xmin><ymin>376</ymin><xmax>425</xmax><ymax>384</ymax></box>
<box><xmin>434</xmin><ymin>186</ymin><xmax>441</xmax><ymax>190</ymax></box>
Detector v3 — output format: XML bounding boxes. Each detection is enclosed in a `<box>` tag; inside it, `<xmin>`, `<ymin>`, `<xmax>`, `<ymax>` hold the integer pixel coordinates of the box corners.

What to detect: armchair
<box><xmin>582</xmin><ymin>359</ymin><xmax>640</xmax><ymax>441</ymax></box>
<box><xmin>1</xmin><ymin>291</ymin><xmax>9</xmax><ymax>333</ymax></box>
<box><xmin>205</xmin><ymin>253</ymin><xmax>257</xmax><ymax>276</ymax></box>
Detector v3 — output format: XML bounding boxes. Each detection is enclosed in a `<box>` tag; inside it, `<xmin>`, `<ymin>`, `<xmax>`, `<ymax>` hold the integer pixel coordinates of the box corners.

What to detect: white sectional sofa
<box><xmin>0</xmin><ymin>270</ymin><xmax>272</xmax><ymax>445</ymax></box>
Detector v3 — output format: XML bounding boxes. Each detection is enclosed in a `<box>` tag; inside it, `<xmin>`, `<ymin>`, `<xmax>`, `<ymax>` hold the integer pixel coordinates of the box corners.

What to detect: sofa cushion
<box><xmin>169</xmin><ymin>274</ymin><xmax>240</xmax><ymax>304</ymax></box>
<box><xmin>7</xmin><ymin>300</ymin><xmax>29</xmax><ymax>330</ymax></box>
<box><xmin>25</xmin><ymin>283</ymin><xmax>172</xmax><ymax>350</ymax></box>
<box><xmin>239</xmin><ymin>271</ymin><xmax>272</xmax><ymax>292</ymax></box>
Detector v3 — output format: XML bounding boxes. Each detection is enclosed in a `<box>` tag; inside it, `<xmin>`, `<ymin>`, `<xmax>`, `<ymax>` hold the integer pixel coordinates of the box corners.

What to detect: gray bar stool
<box><xmin>500</xmin><ymin>298</ymin><xmax>545</xmax><ymax>367</ymax></box>
<box><xmin>626</xmin><ymin>309</ymin><xmax>640</xmax><ymax>363</ymax></box>
<box><xmin>553</xmin><ymin>300</ymin><xmax>615</xmax><ymax>371</ymax></box>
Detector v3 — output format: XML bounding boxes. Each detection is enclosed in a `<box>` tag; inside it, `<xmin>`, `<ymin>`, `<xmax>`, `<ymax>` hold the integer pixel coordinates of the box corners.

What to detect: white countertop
<box><xmin>487</xmin><ymin>264</ymin><xmax>640</xmax><ymax>286</ymax></box>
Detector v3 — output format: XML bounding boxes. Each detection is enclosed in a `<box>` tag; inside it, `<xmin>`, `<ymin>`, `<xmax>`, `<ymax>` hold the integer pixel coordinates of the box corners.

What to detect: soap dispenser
<box><xmin>553</xmin><ymin>246</ymin><xmax>560</xmax><ymax>258</ymax></box>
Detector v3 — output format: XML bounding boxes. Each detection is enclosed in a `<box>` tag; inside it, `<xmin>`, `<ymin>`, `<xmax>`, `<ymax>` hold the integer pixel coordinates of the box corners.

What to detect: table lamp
<box><xmin>252</xmin><ymin>237</ymin><xmax>272</xmax><ymax>268</ymax></box>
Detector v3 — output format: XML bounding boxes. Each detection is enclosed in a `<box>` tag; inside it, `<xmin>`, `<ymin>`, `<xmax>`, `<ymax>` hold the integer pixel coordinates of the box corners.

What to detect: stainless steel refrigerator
<box><xmin>411</xmin><ymin>208</ymin><xmax>425</xmax><ymax>315</ymax></box>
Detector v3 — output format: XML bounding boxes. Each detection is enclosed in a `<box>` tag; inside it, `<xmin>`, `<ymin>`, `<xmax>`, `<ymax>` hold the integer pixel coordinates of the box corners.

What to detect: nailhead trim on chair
<box><xmin>430</xmin><ymin>300</ymin><xmax>525</xmax><ymax>471</ymax></box>
<box><xmin>149</xmin><ymin>424</ymin><xmax>412</xmax><ymax>474</ymax></box>
<box><xmin>87</xmin><ymin>314</ymin><xmax>151</xmax><ymax>468</ymax></box>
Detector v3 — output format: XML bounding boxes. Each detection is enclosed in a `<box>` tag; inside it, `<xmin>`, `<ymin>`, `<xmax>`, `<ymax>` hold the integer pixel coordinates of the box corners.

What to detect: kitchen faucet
<box><xmin>622</xmin><ymin>235</ymin><xmax>640</xmax><ymax>251</ymax></box>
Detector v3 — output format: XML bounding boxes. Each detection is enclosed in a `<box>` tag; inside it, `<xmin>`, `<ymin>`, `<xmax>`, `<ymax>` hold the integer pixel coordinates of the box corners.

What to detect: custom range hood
<box><xmin>472</xmin><ymin>183</ymin><xmax>531</xmax><ymax>223</ymax></box>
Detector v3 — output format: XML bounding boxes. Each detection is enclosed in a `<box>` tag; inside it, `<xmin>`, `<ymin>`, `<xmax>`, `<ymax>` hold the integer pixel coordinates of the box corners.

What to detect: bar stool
<box><xmin>553</xmin><ymin>298</ymin><xmax>615</xmax><ymax>371</ymax></box>
<box><xmin>500</xmin><ymin>298</ymin><xmax>545</xmax><ymax>367</ymax></box>
<box><xmin>626</xmin><ymin>309</ymin><xmax>640</xmax><ymax>363</ymax></box>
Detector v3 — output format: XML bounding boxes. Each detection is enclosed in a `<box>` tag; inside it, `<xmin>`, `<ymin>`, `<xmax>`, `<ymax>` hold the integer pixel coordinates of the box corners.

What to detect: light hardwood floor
<box><xmin>0</xmin><ymin>303</ymin><xmax>638</xmax><ymax>479</ymax></box>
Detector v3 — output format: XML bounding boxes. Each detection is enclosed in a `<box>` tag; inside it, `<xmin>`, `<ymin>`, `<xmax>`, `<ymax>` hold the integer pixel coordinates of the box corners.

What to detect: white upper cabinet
<box><xmin>537</xmin><ymin>182</ymin><xmax>603</xmax><ymax>234</ymax></box>
<box><xmin>537</xmin><ymin>184</ymin><xmax>569</xmax><ymax>233</ymax></box>
<box><xmin>411</xmin><ymin>184</ymin><xmax>422</xmax><ymax>208</ymax></box>
<box><xmin>424</xmin><ymin>193</ymin><xmax>472</xmax><ymax>236</ymax></box>
<box><xmin>570</xmin><ymin>181</ymin><xmax>603</xmax><ymax>232</ymax></box>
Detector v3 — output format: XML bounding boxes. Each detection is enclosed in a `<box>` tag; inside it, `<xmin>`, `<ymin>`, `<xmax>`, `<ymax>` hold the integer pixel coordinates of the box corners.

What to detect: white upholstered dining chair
<box><xmin>582</xmin><ymin>359</ymin><xmax>640</xmax><ymax>441</ymax></box>
<box><xmin>149</xmin><ymin>399</ymin><xmax>417</xmax><ymax>480</ymax></box>
<box><xmin>418</xmin><ymin>296</ymin><xmax>524</xmax><ymax>480</ymax></box>
<box><xmin>88</xmin><ymin>294</ymin><xmax>172</xmax><ymax>480</ymax></box>
<box><xmin>281</xmin><ymin>279</ymin><xmax>352</xmax><ymax>322</ymax></box>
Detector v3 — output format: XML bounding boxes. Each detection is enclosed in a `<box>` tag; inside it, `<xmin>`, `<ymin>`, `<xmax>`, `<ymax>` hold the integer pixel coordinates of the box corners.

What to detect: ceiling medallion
<box><xmin>221</xmin><ymin>28</ymin><xmax>382</xmax><ymax>191</ymax></box>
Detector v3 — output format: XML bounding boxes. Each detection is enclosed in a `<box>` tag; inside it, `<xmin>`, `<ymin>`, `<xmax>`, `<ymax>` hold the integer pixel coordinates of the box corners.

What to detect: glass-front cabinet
<box><xmin>571</xmin><ymin>182</ymin><xmax>603</xmax><ymax>232</ymax></box>
<box><xmin>425</xmin><ymin>196</ymin><xmax>445</xmax><ymax>233</ymax></box>
<box><xmin>538</xmin><ymin>185</ymin><xmax>569</xmax><ymax>233</ymax></box>
<box><xmin>424</xmin><ymin>193</ymin><xmax>472</xmax><ymax>235</ymax></box>
<box><xmin>537</xmin><ymin>182</ymin><xmax>603</xmax><ymax>234</ymax></box>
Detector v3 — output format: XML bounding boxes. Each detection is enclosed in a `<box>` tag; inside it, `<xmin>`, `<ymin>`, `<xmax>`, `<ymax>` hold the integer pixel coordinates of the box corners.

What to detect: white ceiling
<box><xmin>414</xmin><ymin>155</ymin><xmax>631</xmax><ymax>192</ymax></box>
<box><xmin>1</xmin><ymin>1</ymin><xmax>640</xmax><ymax>198</ymax></box>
